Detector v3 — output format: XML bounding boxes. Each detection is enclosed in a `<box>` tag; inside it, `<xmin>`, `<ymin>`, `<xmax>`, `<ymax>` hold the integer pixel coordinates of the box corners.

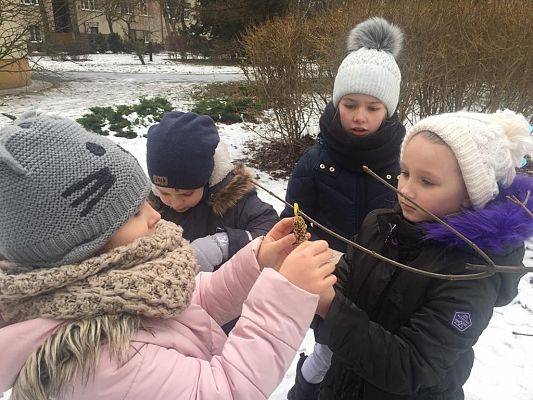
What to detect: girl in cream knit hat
<box><xmin>298</xmin><ymin>109</ymin><xmax>533</xmax><ymax>400</ymax></box>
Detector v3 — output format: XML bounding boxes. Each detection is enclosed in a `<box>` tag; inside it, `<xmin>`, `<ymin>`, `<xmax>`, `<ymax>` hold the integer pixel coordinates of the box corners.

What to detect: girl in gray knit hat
<box><xmin>0</xmin><ymin>112</ymin><xmax>337</xmax><ymax>400</ymax></box>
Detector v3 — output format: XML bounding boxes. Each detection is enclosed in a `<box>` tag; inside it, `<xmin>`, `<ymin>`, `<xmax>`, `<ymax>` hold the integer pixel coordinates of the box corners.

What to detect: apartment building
<box><xmin>0</xmin><ymin>0</ymin><xmax>197</xmax><ymax>88</ymax></box>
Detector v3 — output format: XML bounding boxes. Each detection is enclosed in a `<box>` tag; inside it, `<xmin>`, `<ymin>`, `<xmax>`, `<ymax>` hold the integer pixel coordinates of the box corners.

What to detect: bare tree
<box><xmin>117</xmin><ymin>0</ymin><xmax>151</xmax><ymax>64</ymax></box>
<box><xmin>96</xmin><ymin>0</ymin><xmax>123</xmax><ymax>34</ymax></box>
<box><xmin>0</xmin><ymin>0</ymin><xmax>41</xmax><ymax>70</ymax></box>
<box><xmin>91</xmin><ymin>0</ymin><xmax>157</xmax><ymax>64</ymax></box>
<box><xmin>159</xmin><ymin>0</ymin><xmax>191</xmax><ymax>58</ymax></box>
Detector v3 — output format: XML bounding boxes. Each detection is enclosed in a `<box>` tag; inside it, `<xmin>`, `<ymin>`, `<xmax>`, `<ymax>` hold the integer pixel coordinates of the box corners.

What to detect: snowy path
<box><xmin>36</xmin><ymin>70</ymin><xmax>244</xmax><ymax>84</ymax></box>
<box><xmin>1</xmin><ymin>54</ymin><xmax>532</xmax><ymax>400</ymax></box>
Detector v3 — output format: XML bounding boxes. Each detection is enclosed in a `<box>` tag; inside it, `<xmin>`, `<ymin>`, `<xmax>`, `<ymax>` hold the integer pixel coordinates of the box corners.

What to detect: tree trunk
<box><xmin>38</xmin><ymin>0</ymin><xmax>51</xmax><ymax>44</ymax></box>
<box><xmin>135</xmin><ymin>48</ymin><xmax>146</xmax><ymax>65</ymax></box>
<box><xmin>106</xmin><ymin>15</ymin><xmax>114</xmax><ymax>34</ymax></box>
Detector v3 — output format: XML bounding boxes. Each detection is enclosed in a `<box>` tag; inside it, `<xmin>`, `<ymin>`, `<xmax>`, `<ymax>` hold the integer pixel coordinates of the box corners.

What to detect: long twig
<box><xmin>252</xmin><ymin>165</ymin><xmax>533</xmax><ymax>280</ymax></box>
<box><xmin>253</xmin><ymin>180</ymin><xmax>493</xmax><ymax>281</ymax></box>
<box><xmin>506</xmin><ymin>191</ymin><xmax>533</xmax><ymax>219</ymax></box>
<box><xmin>362</xmin><ymin>166</ymin><xmax>497</xmax><ymax>270</ymax></box>
<box><xmin>512</xmin><ymin>331</ymin><xmax>533</xmax><ymax>337</ymax></box>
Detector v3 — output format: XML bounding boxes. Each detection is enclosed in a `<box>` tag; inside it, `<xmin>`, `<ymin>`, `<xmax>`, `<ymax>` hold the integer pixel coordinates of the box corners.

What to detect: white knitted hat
<box><xmin>401</xmin><ymin>110</ymin><xmax>533</xmax><ymax>208</ymax></box>
<box><xmin>332</xmin><ymin>17</ymin><xmax>403</xmax><ymax>116</ymax></box>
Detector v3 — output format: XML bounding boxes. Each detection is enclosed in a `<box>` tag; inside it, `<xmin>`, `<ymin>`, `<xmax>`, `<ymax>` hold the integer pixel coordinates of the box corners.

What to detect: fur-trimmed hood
<box><xmin>423</xmin><ymin>174</ymin><xmax>533</xmax><ymax>254</ymax></box>
<box><xmin>207</xmin><ymin>141</ymin><xmax>256</xmax><ymax>217</ymax></box>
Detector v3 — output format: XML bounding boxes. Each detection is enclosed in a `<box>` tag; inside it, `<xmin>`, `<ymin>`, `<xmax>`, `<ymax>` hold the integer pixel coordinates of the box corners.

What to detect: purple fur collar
<box><xmin>422</xmin><ymin>175</ymin><xmax>533</xmax><ymax>253</ymax></box>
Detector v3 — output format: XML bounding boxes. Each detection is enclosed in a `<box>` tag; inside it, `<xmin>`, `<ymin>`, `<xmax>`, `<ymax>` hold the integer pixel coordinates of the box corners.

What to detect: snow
<box><xmin>1</xmin><ymin>54</ymin><xmax>532</xmax><ymax>400</ymax></box>
<box><xmin>31</xmin><ymin>53</ymin><xmax>242</xmax><ymax>75</ymax></box>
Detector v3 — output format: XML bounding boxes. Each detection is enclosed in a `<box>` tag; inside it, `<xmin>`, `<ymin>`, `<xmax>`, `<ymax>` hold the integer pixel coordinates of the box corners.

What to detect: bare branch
<box><xmin>362</xmin><ymin>166</ymin><xmax>498</xmax><ymax>270</ymax></box>
<box><xmin>251</xmin><ymin>166</ymin><xmax>533</xmax><ymax>281</ymax></box>
<box><xmin>512</xmin><ymin>331</ymin><xmax>533</xmax><ymax>337</ymax></box>
<box><xmin>506</xmin><ymin>191</ymin><xmax>533</xmax><ymax>219</ymax></box>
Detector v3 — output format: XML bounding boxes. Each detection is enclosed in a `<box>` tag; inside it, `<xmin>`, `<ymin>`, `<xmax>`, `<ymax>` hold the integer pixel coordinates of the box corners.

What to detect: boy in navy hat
<box><xmin>147</xmin><ymin>111</ymin><xmax>278</xmax><ymax>272</ymax></box>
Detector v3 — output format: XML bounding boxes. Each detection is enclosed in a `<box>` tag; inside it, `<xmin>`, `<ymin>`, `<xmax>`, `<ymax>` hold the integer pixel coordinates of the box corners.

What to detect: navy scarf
<box><xmin>319</xmin><ymin>102</ymin><xmax>405</xmax><ymax>172</ymax></box>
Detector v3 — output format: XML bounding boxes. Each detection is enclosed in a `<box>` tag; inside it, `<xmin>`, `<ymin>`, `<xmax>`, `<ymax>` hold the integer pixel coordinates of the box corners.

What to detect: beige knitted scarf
<box><xmin>0</xmin><ymin>220</ymin><xmax>199</xmax><ymax>323</ymax></box>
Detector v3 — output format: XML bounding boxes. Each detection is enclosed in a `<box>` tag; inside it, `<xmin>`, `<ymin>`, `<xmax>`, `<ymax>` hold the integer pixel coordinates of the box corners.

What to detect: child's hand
<box><xmin>257</xmin><ymin>218</ymin><xmax>306</xmax><ymax>270</ymax></box>
<box><xmin>279</xmin><ymin>240</ymin><xmax>337</xmax><ymax>295</ymax></box>
<box><xmin>190</xmin><ymin>233</ymin><xmax>229</xmax><ymax>272</ymax></box>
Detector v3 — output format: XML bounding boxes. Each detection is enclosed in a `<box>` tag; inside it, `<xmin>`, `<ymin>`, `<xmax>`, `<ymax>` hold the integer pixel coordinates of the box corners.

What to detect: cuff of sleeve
<box><xmin>316</xmin><ymin>289</ymin><xmax>366</xmax><ymax>348</ymax></box>
<box><xmin>242</xmin><ymin>268</ymin><xmax>319</xmax><ymax>348</ymax></box>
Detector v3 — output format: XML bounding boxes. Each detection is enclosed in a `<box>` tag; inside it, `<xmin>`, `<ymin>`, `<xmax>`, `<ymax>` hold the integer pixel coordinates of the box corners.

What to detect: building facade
<box><xmin>0</xmin><ymin>0</ymin><xmax>197</xmax><ymax>88</ymax></box>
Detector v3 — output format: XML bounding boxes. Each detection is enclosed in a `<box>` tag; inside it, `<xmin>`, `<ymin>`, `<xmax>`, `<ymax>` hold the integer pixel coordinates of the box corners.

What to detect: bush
<box><xmin>88</xmin><ymin>33</ymin><xmax>108</xmax><ymax>54</ymax></box>
<box><xmin>241</xmin><ymin>0</ymin><xmax>533</xmax><ymax>157</ymax></box>
<box><xmin>77</xmin><ymin>97</ymin><xmax>173</xmax><ymax>137</ymax></box>
<box><xmin>192</xmin><ymin>99</ymin><xmax>239</xmax><ymax>123</ymax></box>
<box><xmin>191</xmin><ymin>81</ymin><xmax>266</xmax><ymax>123</ymax></box>
<box><xmin>76</xmin><ymin>107</ymin><xmax>113</xmax><ymax>135</ymax></box>
<box><xmin>241</xmin><ymin>9</ymin><xmax>316</xmax><ymax>160</ymax></box>
<box><xmin>134</xmin><ymin>96</ymin><xmax>173</xmax><ymax>120</ymax></box>
<box><xmin>107</xmin><ymin>33</ymin><xmax>124</xmax><ymax>53</ymax></box>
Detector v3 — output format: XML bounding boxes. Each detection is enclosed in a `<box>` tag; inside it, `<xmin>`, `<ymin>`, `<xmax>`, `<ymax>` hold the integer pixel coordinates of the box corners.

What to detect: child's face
<box><xmin>154</xmin><ymin>186</ymin><xmax>204</xmax><ymax>213</ymax></box>
<box><xmin>398</xmin><ymin>134</ymin><xmax>470</xmax><ymax>223</ymax></box>
<box><xmin>338</xmin><ymin>93</ymin><xmax>388</xmax><ymax>136</ymax></box>
<box><xmin>103</xmin><ymin>201</ymin><xmax>161</xmax><ymax>251</ymax></box>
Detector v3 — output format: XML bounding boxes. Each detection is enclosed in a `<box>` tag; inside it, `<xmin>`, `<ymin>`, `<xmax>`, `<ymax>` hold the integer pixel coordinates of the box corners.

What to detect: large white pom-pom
<box><xmin>346</xmin><ymin>17</ymin><xmax>403</xmax><ymax>58</ymax></box>
<box><xmin>491</xmin><ymin>109</ymin><xmax>533</xmax><ymax>167</ymax></box>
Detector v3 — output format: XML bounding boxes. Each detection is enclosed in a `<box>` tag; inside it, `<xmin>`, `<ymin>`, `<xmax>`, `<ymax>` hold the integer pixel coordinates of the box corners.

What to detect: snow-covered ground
<box><xmin>1</xmin><ymin>54</ymin><xmax>532</xmax><ymax>400</ymax></box>
<box><xmin>32</xmin><ymin>53</ymin><xmax>242</xmax><ymax>75</ymax></box>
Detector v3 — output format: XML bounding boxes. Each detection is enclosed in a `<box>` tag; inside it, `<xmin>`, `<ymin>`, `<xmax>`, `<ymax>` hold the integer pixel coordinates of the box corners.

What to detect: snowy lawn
<box><xmin>1</xmin><ymin>54</ymin><xmax>532</xmax><ymax>399</ymax></box>
<box><xmin>31</xmin><ymin>53</ymin><xmax>242</xmax><ymax>75</ymax></box>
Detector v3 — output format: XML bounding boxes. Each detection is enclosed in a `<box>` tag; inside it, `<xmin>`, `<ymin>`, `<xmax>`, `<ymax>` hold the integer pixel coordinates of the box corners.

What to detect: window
<box><xmin>139</xmin><ymin>0</ymin><xmax>148</xmax><ymax>16</ymax></box>
<box><xmin>86</xmin><ymin>22</ymin><xmax>99</xmax><ymax>34</ymax></box>
<box><xmin>21</xmin><ymin>0</ymin><xmax>39</xmax><ymax>5</ymax></box>
<box><xmin>29</xmin><ymin>25</ymin><xmax>42</xmax><ymax>42</ymax></box>
<box><xmin>142</xmin><ymin>30</ymin><xmax>150</xmax><ymax>43</ymax></box>
<box><xmin>130</xmin><ymin>29</ymin><xmax>150</xmax><ymax>43</ymax></box>
<box><xmin>121</xmin><ymin>1</ymin><xmax>133</xmax><ymax>15</ymax></box>
<box><xmin>81</xmin><ymin>0</ymin><xmax>97</xmax><ymax>11</ymax></box>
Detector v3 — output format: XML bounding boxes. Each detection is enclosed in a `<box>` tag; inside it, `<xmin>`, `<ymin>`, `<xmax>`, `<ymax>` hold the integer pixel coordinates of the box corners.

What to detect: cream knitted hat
<box><xmin>402</xmin><ymin>110</ymin><xmax>533</xmax><ymax>208</ymax></box>
<box><xmin>332</xmin><ymin>17</ymin><xmax>403</xmax><ymax>116</ymax></box>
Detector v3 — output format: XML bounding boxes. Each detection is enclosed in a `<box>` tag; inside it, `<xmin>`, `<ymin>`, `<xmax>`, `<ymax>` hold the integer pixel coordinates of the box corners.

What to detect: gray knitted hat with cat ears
<box><xmin>0</xmin><ymin>111</ymin><xmax>150</xmax><ymax>268</ymax></box>
<box><xmin>333</xmin><ymin>17</ymin><xmax>403</xmax><ymax>116</ymax></box>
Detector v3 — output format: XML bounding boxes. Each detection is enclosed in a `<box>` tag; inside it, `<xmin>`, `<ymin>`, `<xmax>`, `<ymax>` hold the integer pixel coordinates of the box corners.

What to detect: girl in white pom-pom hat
<box><xmin>281</xmin><ymin>17</ymin><xmax>406</xmax><ymax>253</ymax></box>
<box><xmin>292</xmin><ymin>109</ymin><xmax>533</xmax><ymax>400</ymax></box>
<box><xmin>286</xmin><ymin>16</ymin><xmax>406</xmax><ymax>399</ymax></box>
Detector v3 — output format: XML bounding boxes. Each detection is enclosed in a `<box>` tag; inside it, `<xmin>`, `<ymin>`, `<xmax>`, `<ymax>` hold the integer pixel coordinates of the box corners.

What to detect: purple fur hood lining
<box><xmin>422</xmin><ymin>174</ymin><xmax>533</xmax><ymax>253</ymax></box>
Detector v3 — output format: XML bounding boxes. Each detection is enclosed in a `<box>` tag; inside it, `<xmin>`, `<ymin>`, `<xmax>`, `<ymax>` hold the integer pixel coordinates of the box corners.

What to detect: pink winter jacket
<box><xmin>0</xmin><ymin>238</ymin><xmax>318</xmax><ymax>399</ymax></box>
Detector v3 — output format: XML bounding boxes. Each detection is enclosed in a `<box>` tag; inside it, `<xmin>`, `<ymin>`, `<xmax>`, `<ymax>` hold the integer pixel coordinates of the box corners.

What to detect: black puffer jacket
<box><xmin>149</xmin><ymin>144</ymin><xmax>278</xmax><ymax>266</ymax></box>
<box><xmin>316</xmin><ymin>189</ymin><xmax>530</xmax><ymax>400</ymax></box>
<box><xmin>281</xmin><ymin>103</ymin><xmax>405</xmax><ymax>251</ymax></box>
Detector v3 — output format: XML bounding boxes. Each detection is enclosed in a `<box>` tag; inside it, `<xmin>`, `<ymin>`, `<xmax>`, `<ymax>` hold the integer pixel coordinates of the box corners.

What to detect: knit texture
<box><xmin>0</xmin><ymin>111</ymin><xmax>150</xmax><ymax>267</ymax></box>
<box><xmin>332</xmin><ymin>17</ymin><xmax>403</xmax><ymax>115</ymax></box>
<box><xmin>0</xmin><ymin>220</ymin><xmax>198</xmax><ymax>322</ymax></box>
<box><xmin>402</xmin><ymin>110</ymin><xmax>533</xmax><ymax>208</ymax></box>
<box><xmin>147</xmin><ymin>111</ymin><xmax>220</xmax><ymax>189</ymax></box>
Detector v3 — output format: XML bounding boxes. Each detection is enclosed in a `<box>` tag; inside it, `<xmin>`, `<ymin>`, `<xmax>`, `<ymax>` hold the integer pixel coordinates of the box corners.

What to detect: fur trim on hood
<box><xmin>423</xmin><ymin>174</ymin><xmax>533</xmax><ymax>254</ymax></box>
<box><xmin>206</xmin><ymin>140</ymin><xmax>256</xmax><ymax>217</ymax></box>
<box><xmin>209</xmin><ymin>164</ymin><xmax>255</xmax><ymax>217</ymax></box>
